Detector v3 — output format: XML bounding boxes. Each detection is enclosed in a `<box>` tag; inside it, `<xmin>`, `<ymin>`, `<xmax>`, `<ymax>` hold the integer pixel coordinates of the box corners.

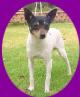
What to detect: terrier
<box><xmin>24</xmin><ymin>8</ymin><xmax>72</xmax><ymax>93</ymax></box>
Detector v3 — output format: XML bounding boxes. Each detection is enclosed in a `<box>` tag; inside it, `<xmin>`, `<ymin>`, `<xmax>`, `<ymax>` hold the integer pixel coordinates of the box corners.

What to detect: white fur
<box><xmin>26</xmin><ymin>28</ymin><xmax>72</xmax><ymax>93</ymax></box>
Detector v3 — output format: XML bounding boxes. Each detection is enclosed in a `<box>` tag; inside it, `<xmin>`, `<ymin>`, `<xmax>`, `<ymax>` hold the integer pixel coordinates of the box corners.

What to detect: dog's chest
<box><xmin>27</xmin><ymin>38</ymin><xmax>48</xmax><ymax>58</ymax></box>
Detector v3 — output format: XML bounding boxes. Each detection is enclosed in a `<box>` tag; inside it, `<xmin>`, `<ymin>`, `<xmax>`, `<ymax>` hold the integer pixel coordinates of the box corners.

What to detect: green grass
<box><xmin>3</xmin><ymin>23</ymin><xmax>79</xmax><ymax>97</ymax></box>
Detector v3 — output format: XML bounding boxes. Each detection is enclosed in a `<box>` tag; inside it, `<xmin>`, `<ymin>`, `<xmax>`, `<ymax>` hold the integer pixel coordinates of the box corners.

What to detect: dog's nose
<box><xmin>40</xmin><ymin>34</ymin><xmax>45</xmax><ymax>39</ymax></box>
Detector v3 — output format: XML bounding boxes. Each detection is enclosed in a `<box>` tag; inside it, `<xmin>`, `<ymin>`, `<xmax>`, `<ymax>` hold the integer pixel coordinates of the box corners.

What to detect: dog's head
<box><xmin>24</xmin><ymin>8</ymin><xmax>57</xmax><ymax>39</ymax></box>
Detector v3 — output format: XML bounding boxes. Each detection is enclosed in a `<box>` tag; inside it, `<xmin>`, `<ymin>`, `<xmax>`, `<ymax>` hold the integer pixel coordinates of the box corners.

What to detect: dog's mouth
<box><xmin>40</xmin><ymin>37</ymin><xmax>45</xmax><ymax>39</ymax></box>
<box><xmin>40</xmin><ymin>34</ymin><xmax>46</xmax><ymax>39</ymax></box>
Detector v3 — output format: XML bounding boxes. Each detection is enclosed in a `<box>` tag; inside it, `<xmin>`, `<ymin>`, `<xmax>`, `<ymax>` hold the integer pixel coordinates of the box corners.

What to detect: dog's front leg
<box><xmin>28</xmin><ymin>58</ymin><xmax>34</xmax><ymax>91</ymax></box>
<box><xmin>45</xmin><ymin>59</ymin><xmax>52</xmax><ymax>93</ymax></box>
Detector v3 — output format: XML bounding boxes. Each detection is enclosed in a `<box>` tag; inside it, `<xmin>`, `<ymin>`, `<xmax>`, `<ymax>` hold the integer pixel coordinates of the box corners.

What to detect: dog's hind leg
<box><xmin>57</xmin><ymin>47</ymin><xmax>72</xmax><ymax>75</ymax></box>
<box><xmin>56</xmin><ymin>33</ymin><xmax>72</xmax><ymax>75</ymax></box>
<box><xmin>28</xmin><ymin>58</ymin><xmax>34</xmax><ymax>91</ymax></box>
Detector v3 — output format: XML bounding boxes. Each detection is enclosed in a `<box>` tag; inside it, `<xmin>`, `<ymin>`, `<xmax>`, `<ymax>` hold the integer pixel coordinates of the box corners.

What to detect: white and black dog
<box><xmin>24</xmin><ymin>8</ymin><xmax>72</xmax><ymax>93</ymax></box>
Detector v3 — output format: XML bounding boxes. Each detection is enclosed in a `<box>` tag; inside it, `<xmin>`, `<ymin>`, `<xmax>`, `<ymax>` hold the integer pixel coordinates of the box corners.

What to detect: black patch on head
<box><xmin>24</xmin><ymin>8</ymin><xmax>57</xmax><ymax>33</ymax></box>
<box><xmin>30</xmin><ymin>16</ymin><xmax>51</xmax><ymax>32</ymax></box>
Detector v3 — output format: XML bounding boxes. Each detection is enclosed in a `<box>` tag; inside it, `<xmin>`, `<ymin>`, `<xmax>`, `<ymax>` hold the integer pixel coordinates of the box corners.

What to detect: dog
<box><xmin>24</xmin><ymin>8</ymin><xmax>72</xmax><ymax>93</ymax></box>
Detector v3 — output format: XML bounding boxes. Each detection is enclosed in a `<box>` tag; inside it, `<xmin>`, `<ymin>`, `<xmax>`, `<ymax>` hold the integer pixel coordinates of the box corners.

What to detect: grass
<box><xmin>2</xmin><ymin>22</ymin><xmax>79</xmax><ymax>97</ymax></box>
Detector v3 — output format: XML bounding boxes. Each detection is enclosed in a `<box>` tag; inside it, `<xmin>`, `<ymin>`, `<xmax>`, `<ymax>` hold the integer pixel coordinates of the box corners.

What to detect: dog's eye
<box><xmin>33</xmin><ymin>26</ymin><xmax>39</xmax><ymax>30</ymax></box>
<box><xmin>33</xmin><ymin>23</ymin><xmax>39</xmax><ymax>30</ymax></box>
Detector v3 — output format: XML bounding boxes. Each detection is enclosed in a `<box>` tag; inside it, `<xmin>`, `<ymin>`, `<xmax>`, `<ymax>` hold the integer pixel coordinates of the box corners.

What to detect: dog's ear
<box><xmin>46</xmin><ymin>8</ymin><xmax>57</xmax><ymax>22</ymax></box>
<box><xmin>24</xmin><ymin>8</ymin><xmax>34</xmax><ymax>24</ymax></box>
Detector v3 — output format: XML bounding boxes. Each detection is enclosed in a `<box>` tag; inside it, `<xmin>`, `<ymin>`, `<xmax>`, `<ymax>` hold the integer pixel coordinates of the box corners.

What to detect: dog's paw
<box><xmin>45</xmin><ymin>88</ymin><xmax>50</xmax><ymax>93</ymax></box>
<box><xmin>68</xmin><ymin>73</ymin><xmax>72</xmax><ymax>76</ymax></box>
<box><xmin>68</xmin><ymin>71</ymin><xmax>72</xmax><ymax>76</ymax></box>
<box><xmin>28</xmin><ymin>86</ymin><xmax>34</xmax><ymax>91</ymax></box>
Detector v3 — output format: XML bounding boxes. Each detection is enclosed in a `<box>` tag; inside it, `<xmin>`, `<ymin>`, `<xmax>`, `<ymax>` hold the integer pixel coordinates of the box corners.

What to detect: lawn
<box><xmin>2</xmin><ymin>22</ymin><xmax>79</xmax><ymax>97</ymax></box>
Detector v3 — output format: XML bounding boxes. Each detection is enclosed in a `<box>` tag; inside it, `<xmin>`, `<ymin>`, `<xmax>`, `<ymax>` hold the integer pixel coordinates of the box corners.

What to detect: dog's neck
<box><xmin>30</xmin><ymin>33</ymin><xmax>45</xmax><ymax>43</ymax></box>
